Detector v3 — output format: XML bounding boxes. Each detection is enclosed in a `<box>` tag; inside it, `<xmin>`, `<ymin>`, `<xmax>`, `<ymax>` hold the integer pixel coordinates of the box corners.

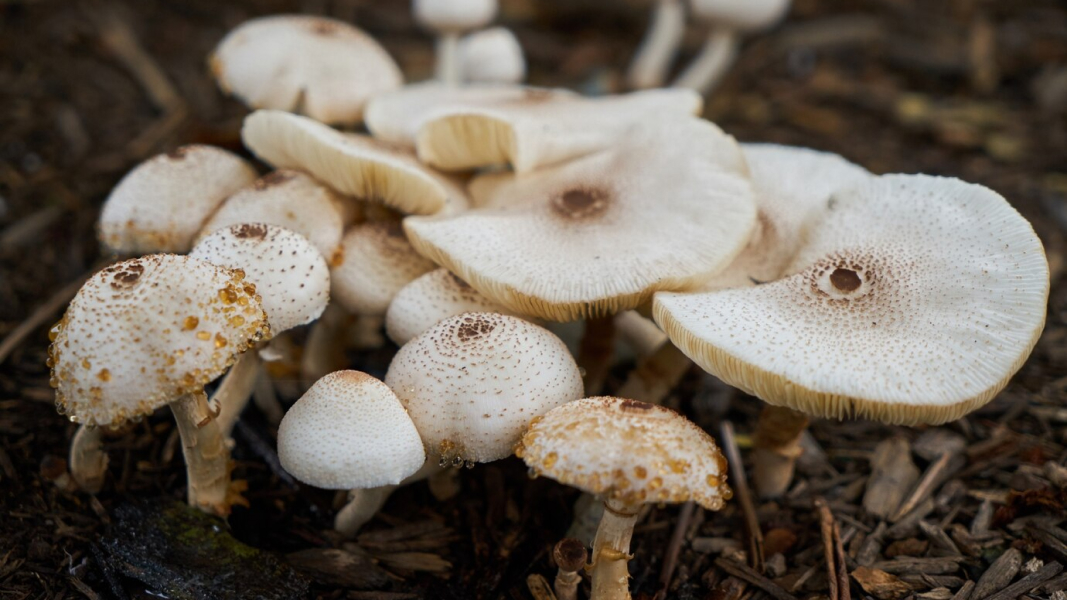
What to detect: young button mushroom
<box><xmin>413</xmin><ymin>0</ymin><xmax>498</xmax><ymax>85</ymax></box>
<box><xmin>654</xmin><ymin>174</ymin><xmax>1050</xmax><ymax>428</ymax></box>
<box><xmin>627</xmin><ymin>0</ymin><xmax>687</xmax><ymax>90</ymax></box>
<box><xmin>277</xmin><ymin>371</ymin><xmax>425</xmax><ymax>535</ymax></box>
<box><xmin>98</xmin><ymin>145</ymin><xmax>257</xmax><ymax>255</ymax></box>
<box><xmin>210</xmin><ymin>15</ymin><xmax>402</xmax><ymax>125</ymax></box>
<box><xmin>458</xmin><ymin>27</ymin><xmax>526</xmax><ymax>84</ymax></box>
<box><xmin>385</xmin><ymin>313</ymin><xmax>583</xmax><ymax>466</ymax></box>
<box><xmin>516</xmin><ymin>397</ymin><xmax>732</xmax><ymax>600</ymax></box>
<box><xmin>385</xmin><ymin>268</ymin><xmax>517</xmax><ymax>345</ymax></box>
<box><xmin>51</xmin><ymin>255</ymin><xmax>269</xmax><ymax>515</ymax></box>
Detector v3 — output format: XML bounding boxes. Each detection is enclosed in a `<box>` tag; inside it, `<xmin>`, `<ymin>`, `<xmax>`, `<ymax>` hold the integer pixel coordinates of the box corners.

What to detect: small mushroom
<box><xmin>516</xmin><ymin>397</ymin><xmax>732</xmax><ymax>600</ymax></box>
<box><xmin>97</xmin><ymin>145</ymin><xmax>257</xmax><ymax>254</ymax></box>
<box><xmin>385</xmin><ymin>268</ymin><xmax>517</xmax><ymax>345</ymax></box>
<box><xmin>458</xmin><ymin>27</ymin><xmax>526</xmax><ymax>84</ymax></box>
<box><xmin>627</xmin><ymin>0</ymin><xmax>687</xmax><ymax>89</ymax></box>
<box><xmin>413</xmin><ymin>0</ymin><xmax>498</xmax><ymax>84</ymax></box>
<box><xmin>553</xmin><ymin>537</ymin><xmax>588</xmax><ymax>600</ymax></box>
<box><xmin>385</xmin><ymin>313</ymin><xmax>583</xmax><ymax>465</ymax></box>
<box><xmin>210</xmin><ymin>15</ymin><xmax>402</xmax><ymax>125</ymax></box>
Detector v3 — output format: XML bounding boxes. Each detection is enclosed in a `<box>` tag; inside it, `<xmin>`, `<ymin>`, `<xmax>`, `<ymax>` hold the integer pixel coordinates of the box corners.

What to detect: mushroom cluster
<box><xmin>49</xmin><ymin>6</ymin><xmax>1050</xmax><ymax>599</ymax></box>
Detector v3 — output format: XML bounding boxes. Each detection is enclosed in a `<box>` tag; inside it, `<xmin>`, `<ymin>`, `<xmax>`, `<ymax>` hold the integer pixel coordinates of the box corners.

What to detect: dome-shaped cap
<box><xmin>242</xmin><ymin>110</ymin><xmax>468</xmax><ymax>216</ymax></box>
<box><xmin>198</xmin><ymin>170</ymin><xmax>350</xmax><ymax>259</ymax></box>
<box><xmin>385</xmin><ymin>268</ymin><xmax>516</xmax><ymax>345</ymax></box>
<box><xmin>49</xmin><ymin>255</ymin><xmax>270</xmax><ymax>427</ymax></box>
<box><xmin>278</xmin><ymin>370</ymin><xmax>425</xmax><ymax>489</ymax></box>
<box><xmin>190</xmin><ymin>224</ymin><xmax>330</xmax><ymax>334</ymax></box>
<box><xmin>415</xmin><ymin>88</ymin><xmax>704</xmax><ymax>173</ymax></box>
<box><xmin>385</xmin><ymin>313</ymin><xmax>583</xmax><ymax>464</ymax></box>
<box><xmin>701</xmin><ymin>144</ymin><xmax>873</xmax><ymax>291</ymax></box>
<box><xmin>516</xmin><ymin>397</ymin><xmax>732</xmax><ymax>509</ymax></box>
<box><xmin>98</xmin><ymin>145</ymin><xmax>257</xmax><ymax>254</ymax></box>
<box><xmin>690</xmin><ymin>0</ymin><xmax>791</xmax><ymax>31</ymax></box>
<box><xmin>459</xmin><ymin>27</ymin><xmax>526</xmax><ymax>84</ymax></box>
<box><xmin>331</xmin><ymin>222</ymin><xmax>437</xmax><ymax>317</ymax></box>
<box><xmin>210</xmin><ymin>15</ymin><xmax>402</xmax><ymax>125</ymax></box>
<box><xmin>414</xmin><ymin>0</ymin><xmax>498</xmax><ymax>32</ymax></box>
<box><xmin>654</xmin><ymin>174</ymin><xmax>1050</xmax><ymax>425</ymax></box>
<box><xmin>404</xmin><ymin>116</ymin><xmax>757</xmax><ymax>321</ymax></box>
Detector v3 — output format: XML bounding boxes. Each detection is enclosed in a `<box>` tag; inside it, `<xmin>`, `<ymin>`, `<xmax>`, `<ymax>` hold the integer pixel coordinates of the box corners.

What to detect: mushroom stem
<box><xmin>578</xmin><ymin>315</ymin><xmax>616</xmax><ymax>396</ymax></box>
<box><xmin>615</xmin><ymin>311</ymin><xmax>667</xmax><ymax>358</ymax></box>
<box><xmin>252</xmin><ymin>369</ymin><xmax>284</xmax><ymax>425</ymax></box>
<box><xmin>335</xmin><ymin>485</ymin><xmax>397</xmax><ymax>536</ymax></box>
<box><xmin>752</xmin><ymin>405</ymin><xmax>809</xmax><ymax>498</ymax></box>
<box><xmin>615</xmin><ymin>342</ymin><xmax>691</xmax><ymax>404</ymax></box>
<box><xmin>591</xmin><ymin>498</ymin><xmax>639</xmax><ymax>600</ymax></box>
<box><xmin>350</xmin><ymin>314</ymin><xmax>386</xmax><ymax>349</ymax></box>
<box><xmin>554</xmin><ymin>537</ymin><xmax>589</xmax><ymax>600</ymax></box>
<box><xmin>301</xmin><ymin>304</ymin><xmax>351</xmax><ymax>385</ymax></box>
<box><xmin>170</xmin><ymin>391</ymin><xmax>235</xmax><ymax>516</ymax></box>
<box><xmin>213</xmin><ymin>351</ymin><xmax>263</xmax><ymax>438</ymax></box>
<box><xmin>436</xmin><ymin>32</ymin><xmax>462</xmax><ymax>85</ymax></box>
<box><xmin>626</xmin><ymin>0</ymin><xmax>686</xmax><ymax>90</ymax></box>
<box><xmin>672</xmin><ymin>28</ymin><xmax>739</xmax><ymax>94</ymax></box>
<box><xmin>69</xmin><ymin>424</ymin><xmax>108</xmax><ymax>493</ymax></box>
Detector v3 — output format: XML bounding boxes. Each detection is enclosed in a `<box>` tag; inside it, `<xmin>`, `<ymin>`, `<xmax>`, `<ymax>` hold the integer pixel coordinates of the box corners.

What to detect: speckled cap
<box><xmin>385</xmin><ymin>268</ymin><xmax>515</xmax><ymax>345</ymax></box>
<box><xmin>278</xmin><ymin>370</ymin><xmax>425</xmax><ymax>489</ymax></box>
<box><xmin>331</xmin><ymin>222</ymin><xmax>437</xmax><ymax>317</ymax></box>
<box><xmin>385</xmin><ymin>313</ymin><xmax>583</xmax><ymax>465</ymax></box>
<box><xmin>49</xmin><ymin>255</ymin><xmax>269</xmax><ymax>427</ymax></box>
<box><xmin>516</xmin><ymin>397</ymin><xmax>732</xmax><ymax>509</ymax></box>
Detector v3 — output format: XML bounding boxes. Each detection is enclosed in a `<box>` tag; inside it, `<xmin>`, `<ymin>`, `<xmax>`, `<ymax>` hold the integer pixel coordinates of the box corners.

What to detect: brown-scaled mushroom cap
<box><xmin>403</xmin><ymin>116</ymin><xmax>757</xmax><ymax>321</ymax></box>
<box><xmin>331</xmin><ymin>222</ymin><xmax>437</xmax><ymax>317</ymax></box>
<box><xmin>654</xmin><ymin>174</ymin><xmax>1050</xmax><ymax>425</ymax></box>
<box><xmin>516</xmin><ymin>397</ymin><xmax>732</xmax><ymax>510</ymax></box>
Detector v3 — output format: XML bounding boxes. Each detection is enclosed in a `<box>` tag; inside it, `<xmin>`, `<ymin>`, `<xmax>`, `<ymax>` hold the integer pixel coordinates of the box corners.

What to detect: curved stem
<box><xmin>350</xmin><ymin>314</ymin><xmax>385</xmax><ymax>350</ymax></box>
<box><xmin>69</xmin><ymin>424</ymin><xmax>108</xmax><ymax>493</ymax></box>
<box><xmin>591</xmin><ymin>498</ymin><xmax>640</xmax><ymax>600</ymax></box>
<box><xmin>436</xmin><ymin>32</ymin><xmax>461</xmax><ymax>85</ymax></box>
<box><xmin>752</xmin><ymin>405</ymin><xmax>810</xmax><ymax>498</ymax></box>
<box><xmin>672</xmin><ymin>28</ymin><xmax>739</xmax><ymax>95</ymax></box>
<box><xmin>213</xmin><ymin>352</ymin><xmax>262</xmax><ymax>439</ymax></box>
<box><xmin>170</xmin><ymin>392</ymin><xmax>234</xmax><ymax>516</ymax></box>
<box><xmin>627</xmin><ymin>0</ymin><xmax>686</xmax><ymax>90</ymax></box>
<box><xmin>614</xmin><ymin>310</ymin><xmax>667</xmax><ymax>358</ymax></box>
<box><xmin>301</xmin><ymin>304</ymin><xmax>350</xmax><ymax>385</ymax></box>
<box><xmin>335</xmin><ymin>486</ymin><xmax>398</xmax><ymax>537</ymax></box>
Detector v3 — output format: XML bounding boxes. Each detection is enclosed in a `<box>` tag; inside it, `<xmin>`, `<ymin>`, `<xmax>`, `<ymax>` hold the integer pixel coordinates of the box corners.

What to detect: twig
<box><xmin>720</xmin><ymin>421</ymin><xmax>765</xmax><ymax>572</ymax></box>
<box><xmin>890</xmin><ymin>452</ymin><xmax>965</xmax><ymax>522</ymax></box>
<box><xmin>0</xmin><ymin>270</ymin><xmax>95</xmax><ymax>365</ymax></box>
<box><xmin>833</xmin><ymin>520</ymin><xmax>850</xmax><ymax>600</ymax></box>
<box><xmin>714</xmin><ymin>557</ymin><xmax>798</xmax><ymax>600</ymax></box>
<box><xmin>655</xmin><ymin>501</ymin><xmax>696</xmax><ymax>600</ymax></box>
<box><xmin>815</xmin><ymin>497</ymin><xmax>839</xmax><ymax>600</ymax></box>
<box><xmin>982</xmin><ymin>561</ymin><xmax>1062</xmax><ymax>600</ymax></box>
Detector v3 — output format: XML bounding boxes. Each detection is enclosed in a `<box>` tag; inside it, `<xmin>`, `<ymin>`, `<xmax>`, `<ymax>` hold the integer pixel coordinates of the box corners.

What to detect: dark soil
<box><xmin>2</xmin><ymin>1</ymin><xmax>1067</xmax><ymax>599</ymax></box>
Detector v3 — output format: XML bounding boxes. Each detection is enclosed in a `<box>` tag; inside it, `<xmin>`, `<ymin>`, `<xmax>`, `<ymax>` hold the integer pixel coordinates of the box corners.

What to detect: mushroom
<box><xmin>415</xmin><ymin>88</ymin><xmax>704</xmax><ymax>173</ymax></box>
<box><xmin>210</xmin><ymin>15</ymin><xmax>402</xmax><ymax>125</ymax></box>
<box><xmin>654</xmin><ymin>174</ymin><xmax>1049</xmax><ymax>430</ymax></box>
<box><xmin>98</xmin><ymin>145</ymin><xmax>257</xmax><ymax>254</ymax></box>
<box><xmin>241</xmin><ymin>109</ymin><xmax>469</xmax><ymax>216</ymax></box>
<box><xmin>673</xmin><ymin>0</ymin><xmax>792</xmax><ymax>94</ymax></box>
<box><xmin>627</xmin><ymin>0</ymin><xmax>687</xmax><ymax>90</ymax></box>
<box><xmin>277</xmin><ymin>370</ymin><xmax>425</xmax><ymax>535</ymax></box>
<box><xmin>413</xmin><ymin>0</ymin><xmax>498</xmax><ymax>85</ymax></box>
<box><xmin>516</xmin><ymin>397</ymin><xmax>732</xmax><ymax>600</ymax></box>
<box><xmin>385</xmin><ymin>268</ymin><xmax>517</xmax><ymax>345</ymax></box>
<box><xmin>51</xmin><ymin>255</ymin><xmax>269</xmax><ymax>514</ymax></box>
<box><xmin>458</xmin><ymin>27</ymin><xmax>526</xmax><ymax>84</ymax></box>
<box><xmin>385</xmin><ymin>312</ymin><xmax>583</xmax><ymax>466</ymax></box>
<box><xmin>553</xmin><ymin>537</ymin><xmax>588</xmax><ymax>600</ymax></box>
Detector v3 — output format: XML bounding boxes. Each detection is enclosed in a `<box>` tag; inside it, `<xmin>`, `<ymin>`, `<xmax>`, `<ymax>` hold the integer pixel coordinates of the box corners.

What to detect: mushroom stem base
<box><xmin>335</xmin><ymin>486</ymin><xmax>397</xmax><ymax>537</ymax></box>
<box><xmin>70</xmin><ymin>424</ymin><xmax>108</xmax><ymax>493</ymax></box>
<box><xmin>171</xmin><ymin>392</ymin><xmax>235</xmax><ymax>517</ymax></box>
<box><xmin>591</xmin><ymin>498</ymin><xmax>639</xmax><ymax>600</ymax></box>
<box><xmin>752</xmin><ymin>405</ymin><xmax>809</xmax><ymax>498</ymax></box>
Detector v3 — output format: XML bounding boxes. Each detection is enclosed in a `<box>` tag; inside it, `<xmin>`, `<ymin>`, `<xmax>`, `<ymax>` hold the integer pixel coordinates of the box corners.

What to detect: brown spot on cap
<box><xmin>110</xmin><ymin>262</ymin><xmax>145</xmax><ymax>289</ymax></box>
<box><xmin>456</xmin><ymin>315</ymin><xmax>496</xmax><ymax>342</ymax></box>
<box><xmin>233</xmin><ymin>223</ymin><xmax>269</xmax><ymax>240</ymax></box>
<box><xmin>311</xmin><ymin>21</ymin><xmax>338</xmax><ymax>35</ymax></box>
<box><xmin>254</xmin><ymin>170</ymin><xmax>296</xmax><ymax>190</ymax></box>
<box><xmin>829</xmin><ymin>268</ymin><xmax>862</xmax><ymax>292</ymax></box>
<box><xmin>552</xmin><ymin>187</ymin><xmax>609</xmax><ymax>220</ymax></box>
<box><xmin>620</xmin><ymin>399</ymin><xmax>654</xmax><ymax>412</ymax></box>
<box><xmin>553</xmin><ymin>538</ymin><xmax>588</xmax><ymax>572</ymax></box>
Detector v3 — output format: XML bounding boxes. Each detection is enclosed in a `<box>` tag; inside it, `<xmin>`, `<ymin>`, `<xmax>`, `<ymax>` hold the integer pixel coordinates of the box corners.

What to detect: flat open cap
<box><xmin>210</xmin><ymin>15</ymin><xmax>402</xmax><ymax>125</ymax></box>
<box><xmin>242</xmin><ymin>110</ymin><xmax>468</xmax><ymax>216</ymax></box>
<box><xmin>655</xmin><ymin>174</ymin><xmax>1050</xmax><ymax>425</ymax></box>
<box><xmin>404</xmin><ymin>116</ymin><xmax>757</xmax><ymax>321</ymax></box>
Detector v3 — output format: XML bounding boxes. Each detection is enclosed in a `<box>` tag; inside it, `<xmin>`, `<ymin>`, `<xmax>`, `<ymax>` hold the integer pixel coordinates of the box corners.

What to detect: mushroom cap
<box><xmin>403</xmin><ymin>116</ymin><xmax>757</xmax><ymax>321</ymax></box>
<box><xmin>385</xmin><ymin>313</ymin><xmax>583</xmax><ymax>464</ymax></box>
<box><xmin>413</xmin><ymin>0</ymin><xmax>498</xmax><ymax>32</ymax></box>
<box><xmin>701</xmin><ymin>143</ymin><xmax>873</xmax><ymax>291</ymax></box>
<box><xmin>49</xmin><ymin>255</ymin><xmax>270</xmax><ymax>427</ymax></box>
<box><xmin>331</xmin><ymin>222</ymin><xmax>437</xmax><ymax>316</ymax></box>
<box><xmin>242</xmin><ymin>110</ymin><xmax>468</xmax><ymax>216</ymax></box>
<box><xmin>654</xmin><ymin>174</ymin><xmax>1050</xmax><ymax>425</ymax></box>
<box><xmin>210</xmin><ymin>15</ymin><xmax>402</xmax><ymax>125</ymax></box>
<box><xmin>690</xmin><ymin>0</ymin><xmax>792</xmax><ymax>31</ymax></box>
<box><xmin>278</xmin><ymin>370</ymin><xmax>425</xmax><ymax>489</ymax></box>
<box><xmin>190</xmin><ymin>224</ymin><xmax>331</xmax><ymax>334</ymax></box>
<box><xmin>198</xmin><ymin>170</ymin><xmax>349</xmax><ymax>258</ymax></box>
<box><xmin>385</xmin><ymin>268</ymin><xmax>516</xmax><ymax>345</ymax></box>
<box><xmin>459</xmin><ymin>27</ymin><xmax>526</xmax><ymax>84</ymax></box>
<box><xmin>515</xmin><ymin>397</ymin><xmax>732</xmax><ymax>510</ymax></box>
<box><xmin>415</xmin><ymin>88</ymin><xmax>704</xmax><ymax>173</ymax></box>
<box><xmin>98</xmin><ymin>145</ymin><xmax>257</xmax><ymax>254</ymax></box>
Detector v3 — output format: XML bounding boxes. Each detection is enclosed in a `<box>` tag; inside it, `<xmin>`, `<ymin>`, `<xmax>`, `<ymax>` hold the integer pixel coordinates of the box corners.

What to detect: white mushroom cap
<box><xmin>515</xmin><ymin>397</ymin><xmax>732</xmax><ymax>510</ymax></box>
<box><xmin>701</xmin><ymin>144</ymin><xmax>873</xmax><ymax>291</ymax></box>
<box><xmin>654</xmin><ymin>174</ymin><xmax>1050</xmax><ymax>425</ymax></box>
<box><xmin>690</xmin><ymin>0</ymin><xmax>792</xmax><ymax>31</ymax></box>
<box><xmin>198</xmin><ymin>170</ymin><xmax>350</xmax><ymax>259</ymax></box>
<box><xmin>385</xmin><ymin>313</ymin><xmax>583</xmax><ymax>464</ymax></box>
<box><xmin>331</xmin><ymin>222</ymin><xmax>437</xmax><ymax>316</ymax></box>
<box><xmin>459</xmin><ymin>27</ymin><xmax>526</xmax><ymax>84</ymax></box>
<box><xmin>98</xmin><ymin>145</ymin><xmax>257</xmax><ymax>254</ymax></box>
<box><xmin>413</xmin><ymin>0</ymin><xmax>498</xmax><ymax>33</ymax></box>
<box><xmin>385</xmin><ymin>268</ymin><xmax>516</xmax><ymax>345</ymax></box>
<box><xmin>210</xmin><ymin>15</ymin><xmax>403</xmax><ymax>125</ymax></box>
<box><xmin>190</xmin><ymin>224</ymin><xmax>330</xmax><ymax>334</ymax></box>
<box><xmin>278</xmin><ymin>370</ymin><xmax>425</xmax><ymax>489</ymax></box>
<box><xmin>404</xmin><ymin>116</ymin><xmax>757</xmax><ymax>321</ymax></box>
<box><xmin>242</xmin><ymin>110</ymin><xmax>469</xmax><ymax>216</ymax></box>
<box><xmin>415</xmin><ymin>88</ymin><xmax>704</xmax><ymax>173</ymax></box>
<box><xmin>49</xmin><ymin>255</ymin><xmax>270</xmax><ymax>427</ymax></box>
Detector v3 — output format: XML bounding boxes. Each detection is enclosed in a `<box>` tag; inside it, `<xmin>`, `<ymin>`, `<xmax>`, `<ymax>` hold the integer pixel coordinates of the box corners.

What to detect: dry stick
<box><xmin>982</xmin><ymin>561</ymin><xmax>1063</xmax><ymax>600</ymax></box>
<box><xmin>720</xmin><ymin>421</ymin><xmax>765</xmax><ymax>573</ymax></box>
<box><xmin>814</xmin><ymin>498</ymin><xmax>839</xmax><ymax>600</ymax></box>
<box><xmin>951</xmin><ymin>580</ymin><xmax>975</xmax><ymax>600</ymax></box>
<box><xmin>0</xmin><ymin>270</ymin><xmax>94</xmax><ymax>365</ymax></box>
<box><xmin>655</xmin><ymin>501</ymin><xmax>697</xmax><ymax>600</ymax></box>
<box><xmin>713</xmin><ymin>557</ymin><xmax>798</xmax><ymax>600</ymax></box>
<box><xmin>832</xmin><ymin>520</ymin><xmax>851</xmax><ymax>600</ymax></box>
<box><xmin>890</xmin><ymin>451</ymin><xmax>965</xmax><ymax>522</ymax></box>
